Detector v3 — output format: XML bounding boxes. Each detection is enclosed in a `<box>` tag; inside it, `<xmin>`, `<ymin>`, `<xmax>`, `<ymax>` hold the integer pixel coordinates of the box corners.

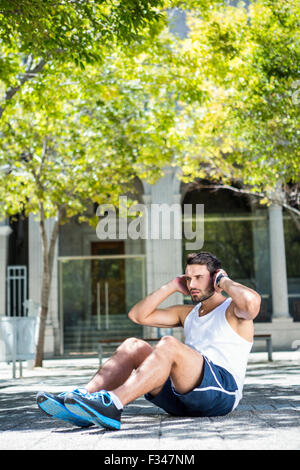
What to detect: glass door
<box><xmin>58</xmin><ymin>255</ymin><xmax>145</xmax><ymax>355</ymax></box>
<box><xmin>91</xmin><ymin>242</ymin><xmax>126</xmax><ymax>321</ymax></box>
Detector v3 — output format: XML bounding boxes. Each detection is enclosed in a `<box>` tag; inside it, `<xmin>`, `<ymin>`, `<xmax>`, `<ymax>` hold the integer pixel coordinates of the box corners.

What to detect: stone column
<box><xmin>268</xmin><ymin>203</ymin><xmax>290</xmax><ymax>319</ymax></box>
<box><xmin>253</xmin><ymin>197</ymin><xmax>299</xmax><ymax>353</ymax></box>
<box><xmin>0</xmin><ymin>220</ymin><xmax>12</xmax><ymax>315</ymax></box>
<box><xmin>28</xmin><ymin>215</ymin><xmax>59</xmax><ymax>356</ymax></box>
<box><xmin>250</xmin><ymin>200</ymin><xmax>271</xmax><ymax>319</ymax></box>
<box><xmin>142</xmin><ymin>167</ymin><xmax>184</xmax><ymax>339</ymax></box>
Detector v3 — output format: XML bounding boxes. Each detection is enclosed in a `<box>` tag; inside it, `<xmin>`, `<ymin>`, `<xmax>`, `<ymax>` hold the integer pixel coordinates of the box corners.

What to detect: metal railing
<box><xmin>6</xmin><ymin>265</ymin><xmax>27</xmax><ymax>317</ymax></box>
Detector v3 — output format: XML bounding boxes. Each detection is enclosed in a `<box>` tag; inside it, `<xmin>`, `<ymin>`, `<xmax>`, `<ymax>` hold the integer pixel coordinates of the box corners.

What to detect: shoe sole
<box><xmin>64</xmin><ymin>395</ymin><xmax>121</xmax><ymax>430</ymax></box>
<box><xmin>36</xmin><ymin>392</ymin><xmax>92</xmax><ymax>427</ymax></box>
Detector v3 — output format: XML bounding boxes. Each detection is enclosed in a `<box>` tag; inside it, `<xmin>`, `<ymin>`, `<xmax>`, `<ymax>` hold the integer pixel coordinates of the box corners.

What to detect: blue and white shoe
<box><xmin>64</xmin><ymin>390</ymin><xmax>122</xmax><ymax>430</ymax></box>
<box><xmin>36</xmin><ymin>389</ymin><xmax>93</xmax><ymax>427</ymax></box>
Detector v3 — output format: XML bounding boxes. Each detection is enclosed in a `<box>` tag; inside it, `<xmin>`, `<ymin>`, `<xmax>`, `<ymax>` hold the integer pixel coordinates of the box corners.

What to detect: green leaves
<box><xmin>0</xmin><ymin>0</ymin><xmax>167</xmax><ymax>59</ymax></box>
<box><xmin>1</xmin><ymin>0</ymin><xmax>299</xmax><ymax>223</ymax></box>
<box><xmin>0</xmin><ymin>35</ymin><xmax>183</xmax><ymax>221</ymax></box>
<box><xmin>0</xmin><ymin>1</ymin><xmax>170</xmax><ymax>120</ymax></box>
<box><xmin>173</xmin><ymin>0</ymin><xmax>300</xmax><ymax>195</ymax></box>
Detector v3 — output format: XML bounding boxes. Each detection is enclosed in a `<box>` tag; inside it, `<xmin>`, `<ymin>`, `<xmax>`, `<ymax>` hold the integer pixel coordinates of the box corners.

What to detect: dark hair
<box><xmin>185</xmin><ymin>252</ymin><xmax>222</xmax><ymax>276</ymax></box>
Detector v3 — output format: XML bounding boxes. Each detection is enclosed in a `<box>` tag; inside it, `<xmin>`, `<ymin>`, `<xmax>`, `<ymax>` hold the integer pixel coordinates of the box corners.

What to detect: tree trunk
<box><xmin>34</xmin><ymin>206</ymin><xmax>61</xmax><ymax>367</ymax></box>
<box><xmin>35</xmin><ymin>305</ymin><xmax>48</xmax><ymax>367</ymax></box>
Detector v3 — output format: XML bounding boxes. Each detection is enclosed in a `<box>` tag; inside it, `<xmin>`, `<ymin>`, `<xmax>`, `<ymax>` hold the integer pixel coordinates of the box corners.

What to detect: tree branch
<box><xmin>188</xmin><ymin>181</ymin><xmax>300</xmax><ymax>217</ymax></box>
<box><xmin>0</xmin><ymin>56</ymin><xmax>47</xmax><ymax>119</ymax></box>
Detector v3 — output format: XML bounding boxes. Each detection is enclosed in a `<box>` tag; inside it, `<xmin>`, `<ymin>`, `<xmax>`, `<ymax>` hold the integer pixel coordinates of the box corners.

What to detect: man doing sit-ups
<box><xmin>37</xmin><ymin>251</ymin><xmax>261</xmax><ymax>430</ymax></box>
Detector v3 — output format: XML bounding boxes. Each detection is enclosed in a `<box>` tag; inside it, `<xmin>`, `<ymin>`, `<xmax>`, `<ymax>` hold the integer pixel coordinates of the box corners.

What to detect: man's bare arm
<box><xmin>128</xmin><ymin>276</ymin><xmax>191</xmax><ymax>328</ymax></box>
<box><xmin>216</xmin><ymin>272</ymin><xmax>261</xmax><ymax>321</ymax></box>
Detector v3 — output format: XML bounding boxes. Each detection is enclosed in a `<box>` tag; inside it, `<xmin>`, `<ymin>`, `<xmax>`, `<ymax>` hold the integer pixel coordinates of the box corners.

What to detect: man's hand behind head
<box><xmin>172</xmin><ymin>275</ymin><xmax>190</xmax><ymax>296</ymax></box>
<box><xmin>213</xmin><ymin>269</ymin><xmax>229</xmax><ymax>293</ymax></box>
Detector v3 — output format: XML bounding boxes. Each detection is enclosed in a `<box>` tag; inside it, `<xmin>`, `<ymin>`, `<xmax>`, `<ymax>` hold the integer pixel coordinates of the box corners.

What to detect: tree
<box><xmin>0</xmin><ymin>36</ymin><xmax>185</xmax><ymax>364</ymax></box>
<box><xmin>0</xmin><ymin>0</ymin><xmax>182</xmax><ymax>365</ymax></box>
<box><xmin>0</xmin><ymin>0</ymin><xmax>166</xmax><ymax>118</ymax></box>
<box><xmin>170</xmin><ymin>0</ymin><xmax>300</xmax><ymax>221</ymax></box>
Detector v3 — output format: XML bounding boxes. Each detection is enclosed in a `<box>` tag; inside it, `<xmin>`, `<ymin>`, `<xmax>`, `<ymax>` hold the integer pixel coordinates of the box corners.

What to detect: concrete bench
<box><xmin>98</xmin><ymin>333</ymin><xmax>273</xmax><ymax>365</ymax></box>
<box><xmin>254</xmin><ymin>334</ymin><xmax>273</xmax><ymax>361</ymax></box>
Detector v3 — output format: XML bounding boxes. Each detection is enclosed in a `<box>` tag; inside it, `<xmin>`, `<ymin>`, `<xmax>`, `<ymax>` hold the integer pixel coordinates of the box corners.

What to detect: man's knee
<box><xmin>157</xmin><ymin>335</ymin><xmax>178</xmax><ymax>346</ymax></box>
<box><xmin>155</xmin><ymin>335</ymin><xmax>180</xmax><ymax>354</ymax></box>
<box><xmin>118</xmin><ymin>337</ymin><xmax>153</xmax><ymax>356</ymax></box>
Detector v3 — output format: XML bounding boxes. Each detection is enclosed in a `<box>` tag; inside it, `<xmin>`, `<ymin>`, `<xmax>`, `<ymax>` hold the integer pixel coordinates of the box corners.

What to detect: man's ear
<box><xmin>210</xmin><ymin>270</ymin><xmax>217</xmax><ymax>279</ymax></box>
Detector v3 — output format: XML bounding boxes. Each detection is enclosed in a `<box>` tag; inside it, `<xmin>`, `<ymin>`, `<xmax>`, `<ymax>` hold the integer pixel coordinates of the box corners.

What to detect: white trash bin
<box><xmin>0</xmin><ymin>316</ymin><xmax>38</xmax><ymax>378</ymax></box>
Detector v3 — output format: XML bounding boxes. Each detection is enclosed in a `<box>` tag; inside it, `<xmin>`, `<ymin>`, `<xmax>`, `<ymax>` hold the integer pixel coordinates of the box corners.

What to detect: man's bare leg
<box><xmin>86</xmin><ymin>338</ymin><xmax>153</xmax><ymax>393</ymax></box>
<box><xmin>112</xmin><ymin>335</ymin><xmax>205</xmax><ymax>406</ymax></box>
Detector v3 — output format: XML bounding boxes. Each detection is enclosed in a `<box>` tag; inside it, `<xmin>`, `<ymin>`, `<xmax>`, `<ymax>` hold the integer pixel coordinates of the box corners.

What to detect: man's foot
<box><xmin>64</xmin><ymin>390</ymin><xmax>122</xmax><ymax>430</ymax></box>
<box><xmin>36</xmin><ymin>389</ymin><xmax>93</xmax><ymax>427</ymax></box>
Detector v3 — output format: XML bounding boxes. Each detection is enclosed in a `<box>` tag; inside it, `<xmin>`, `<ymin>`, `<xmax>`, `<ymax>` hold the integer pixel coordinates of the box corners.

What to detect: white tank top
<box><xmin>184</xmin><ymin>297</ymin><xmax>253</xmax><ymax>402</ymax></box>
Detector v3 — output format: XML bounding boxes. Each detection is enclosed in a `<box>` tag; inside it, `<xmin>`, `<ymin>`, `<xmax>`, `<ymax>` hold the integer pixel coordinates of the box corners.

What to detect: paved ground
<box><xmin>1</xmin><ymin>351</ymin><xmax>300</xmax><ymax>452</ymax></box>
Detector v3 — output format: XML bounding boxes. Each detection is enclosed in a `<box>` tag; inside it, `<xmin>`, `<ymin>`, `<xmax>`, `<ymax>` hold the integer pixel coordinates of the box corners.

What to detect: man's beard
<box><xmin>190</xmin><ymin>284</ymin><xmax>215</xmax><ymax>304</ymax></box>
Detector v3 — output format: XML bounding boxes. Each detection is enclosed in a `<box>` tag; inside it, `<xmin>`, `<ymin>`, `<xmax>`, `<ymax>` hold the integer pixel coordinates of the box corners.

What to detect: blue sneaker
<box><xmin>64</xmin><ymin>390</ymin><xmax>122</xmax><ymax>430</ymax></box>
<box><xmin>36</xmin><ymin>389</ymin><xmax>93</xmax><ymax>427</ymax></box>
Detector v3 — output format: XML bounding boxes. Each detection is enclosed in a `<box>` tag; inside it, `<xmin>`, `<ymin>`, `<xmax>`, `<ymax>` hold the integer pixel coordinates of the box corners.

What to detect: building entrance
<box><xmin>58</xmin><ymin>254</ymin><xmax>145</xmax><ymax>355</ymax></box>
<box><xmin>91</xmin><ymin>241</ymin><xmax>126</xmax><ymax>318</ymax></box>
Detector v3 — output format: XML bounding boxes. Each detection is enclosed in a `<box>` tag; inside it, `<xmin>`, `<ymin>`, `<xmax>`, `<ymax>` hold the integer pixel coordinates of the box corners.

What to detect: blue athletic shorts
<box><xmin>145</xmin><ymin>355</ymin><xmax>238</xmax><ymax>417</ymax></box>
